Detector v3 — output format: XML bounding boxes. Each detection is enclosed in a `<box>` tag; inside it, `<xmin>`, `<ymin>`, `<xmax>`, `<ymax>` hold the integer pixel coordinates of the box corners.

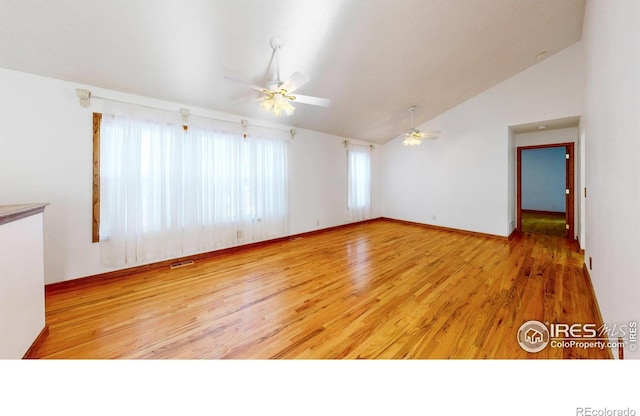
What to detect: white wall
<box><xmin>582</xmin><ymin>0</ymin><xmax>640</xmax><ymax>359</ymax></box>
<box><xmin>514</xmin><ymin>127</ymin><xmax>579</xmax><ymax>239</ymax></box>
<box><xmin>0</xmin><ymin>68</ymin><xmax>382</xmax><ymax>283</ymax></box>
<box><xmin>515</xmin><ymin>127</ymin><xmax>578</xmax><ymax>148</ymax></box>
<box><xmin>0</xmin><ymin>213</ymin><xmax>45</xmax><ymax>358</ymax></box>
<box><xmin>382</xmin><ymin>42</ymin><xmax>585</xmax><ymax>237</ymax></box>
<box><xmin>289</xmin><ymin>133</ymin><xmax>382</xmax><ymax>234</ymax></box>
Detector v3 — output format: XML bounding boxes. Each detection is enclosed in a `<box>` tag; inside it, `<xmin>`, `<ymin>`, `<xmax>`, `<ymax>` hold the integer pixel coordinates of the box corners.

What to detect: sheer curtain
<box><xmin>182</xmin><ymin>125</ymin><xmax>289</xmax><ymax>250</ymax></box>
<box><xmin>99</xmin><ymin>113</ymin><xmax>289</xmax><ymax>267</ymax></box>
<box><xmin>347</xmin><ymin>143</ymin><xmax>371</xmax><ymax>222</ymax></box>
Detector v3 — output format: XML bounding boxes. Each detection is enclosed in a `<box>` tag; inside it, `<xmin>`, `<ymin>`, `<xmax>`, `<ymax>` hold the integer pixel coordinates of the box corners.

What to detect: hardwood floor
<box><xmin>34</xmin><ymin>220</ymin><xmax>610</xmax><ymax>359</ymax></box>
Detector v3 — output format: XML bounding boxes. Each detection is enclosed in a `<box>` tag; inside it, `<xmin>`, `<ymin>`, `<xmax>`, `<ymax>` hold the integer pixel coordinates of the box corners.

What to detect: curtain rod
<box><xmin>75</xmin><ymin>88</ymin><xmax>297</xmax><ymax>139</ymax></box>
<box><xmin>343</xmin><ymin>139</ymin><xmax>375</xmax><ymax>150</ymax></box>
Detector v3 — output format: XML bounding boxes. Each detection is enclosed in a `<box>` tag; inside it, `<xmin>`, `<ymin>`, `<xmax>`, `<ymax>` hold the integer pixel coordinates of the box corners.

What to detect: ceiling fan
<box><xmin>225</xmin><ymin>37</ymin><xmax>330</xmax><ymax>117</ymax></box>
<box><xmin>400</xmin><ymin>106</ymin><xmax>440</xmax><ymax>146</ymax></box>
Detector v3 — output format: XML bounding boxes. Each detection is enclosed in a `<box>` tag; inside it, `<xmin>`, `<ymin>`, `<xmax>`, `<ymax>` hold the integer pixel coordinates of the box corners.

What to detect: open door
<box><xmin>564</xmin><ymin>143</ymin><xmax>575</xmax><ymax>239</ymax></box>
<box><xmin>517</xmin><ymin>142</ymin><xmax>574</xmax><ymax>239</ymax></box>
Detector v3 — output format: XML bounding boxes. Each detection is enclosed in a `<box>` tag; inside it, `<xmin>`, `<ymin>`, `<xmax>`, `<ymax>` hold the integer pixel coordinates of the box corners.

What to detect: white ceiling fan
<box><xmin>400</xmin><ymin>106</ymin><xmax>440</xmax><ymax>146</ymax></box>
<box><xmin>225</xmin><ymin>37</ymin><xmax>330</xmax><ymax>117</ymax></box>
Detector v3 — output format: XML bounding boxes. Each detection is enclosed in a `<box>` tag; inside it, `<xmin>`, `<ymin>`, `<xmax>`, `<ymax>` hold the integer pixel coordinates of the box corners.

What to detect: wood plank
<box><xmin>33</xmin><ymin>219</ymin><xmax>610</xmax><ymax>359</ymax></box>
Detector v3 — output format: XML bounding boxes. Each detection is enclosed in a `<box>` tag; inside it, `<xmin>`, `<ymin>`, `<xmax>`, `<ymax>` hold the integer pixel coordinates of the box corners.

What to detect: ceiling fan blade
<box><xmin>422</xmin><ymin>130</ymin><xmax>441</xmax><ymax>139</ymax></box>
<box><xmin>290</xmin><ymin>93</ymin><xmax>330</xmax><ymax>107</ymax></box>
<box><xmin>407</xmin><ymin>129</ymin><xmax>441</xmax><ymax>138</ymax></box>
<box><xmin>280</xmin><ymin>72</ymin><xmax>310</xmax><ymax>94</ymax></box>
<box><xmin>224</xmin><ymin>76</ymin><xmax>266</xmax><ymax>92</ymax></box>
<box><xmin>234</xmin><ymin>96</ymin><xmax>267</xmax><ymax>105</ymax></box>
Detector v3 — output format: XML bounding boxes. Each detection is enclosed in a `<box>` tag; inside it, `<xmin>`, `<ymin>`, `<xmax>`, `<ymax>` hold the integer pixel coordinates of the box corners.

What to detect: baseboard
<box><xmin>582</xmin><ymin>264</ymin><xmax>614</xmax><ymax>359</ymax></box>
<box><xmin>22</xmin><ymin>325</ymin><xmax>49</xmax><ymax>359</ymax></box>
<box><xmin>380</xmin><ymin>217</ymin><xmax>510</xmax><ymax>240</ymax></box>
<box><xmin>576</xmin><ymin>235</ymin><xmax>585</xmax><ymax>254</ymax></box>
<box><xmin>46</xmin><ymin>218</ymin><xmax>381</xmax><ymax>294</ymax></box>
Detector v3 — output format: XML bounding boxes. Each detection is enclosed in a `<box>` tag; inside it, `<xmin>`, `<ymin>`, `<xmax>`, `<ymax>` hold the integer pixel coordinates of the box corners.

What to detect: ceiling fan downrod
<box><xmin>270</xmin><ymin>37</ymin><xmax>284</xmax><ymax>86</ymax></box>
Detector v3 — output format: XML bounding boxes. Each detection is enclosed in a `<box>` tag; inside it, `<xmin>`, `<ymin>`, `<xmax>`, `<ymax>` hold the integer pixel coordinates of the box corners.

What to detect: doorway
<box><xmin>517</xmin><ymin>143</ymin><xmax>574</xmax><ymax>238</ymax></box>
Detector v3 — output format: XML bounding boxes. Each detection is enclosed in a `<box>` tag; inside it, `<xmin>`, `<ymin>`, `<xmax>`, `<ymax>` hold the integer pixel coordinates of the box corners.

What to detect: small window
<box><xmin>347</xmin><ymin>144</ymin><xmax>371</xmax><ymax>221</ymax></box>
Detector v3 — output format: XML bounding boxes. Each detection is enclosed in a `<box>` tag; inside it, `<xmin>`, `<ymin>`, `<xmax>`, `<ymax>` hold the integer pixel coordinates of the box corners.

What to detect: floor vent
<box><xmin>289</xmin><ymin>237</ymin><xmax>303</xmax><ymax>241</ymax></box>
<box><xmin>170</xmin><ymin>260</ymin><xmax>194</xmax><ymax>269</ymax></box>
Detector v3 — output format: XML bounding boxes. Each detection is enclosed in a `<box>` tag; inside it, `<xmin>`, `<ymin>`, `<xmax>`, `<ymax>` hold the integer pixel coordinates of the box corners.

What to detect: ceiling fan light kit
<box><xmin>225</xmin><ymin>37</ymin><xmax>330</xmax><ymax>118</ymax></box>
<box><xmin>402</xmin><ymin>133</ymin><xmax>423</xmax><ymax>146</ymax></box>
<box><xmin>260</xmin><ymin>90</ymin><xmax>296</xmax><ymax>117</ymax></box>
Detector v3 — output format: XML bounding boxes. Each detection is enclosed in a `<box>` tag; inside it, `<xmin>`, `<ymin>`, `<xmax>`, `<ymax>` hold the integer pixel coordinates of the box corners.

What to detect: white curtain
<box><xmin>99</xmin><ymin>113</ymin><xmax>289</xmax><ymax>266</ymax></box>
<box><xmin>347</xmin><ymin>143</ymin><xmax>371</xmax><ymax>222</ymax></box>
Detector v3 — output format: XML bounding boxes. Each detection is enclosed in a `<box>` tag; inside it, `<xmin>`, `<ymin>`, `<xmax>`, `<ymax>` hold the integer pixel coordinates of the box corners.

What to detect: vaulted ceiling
<box><xmin>0</xmin><ymin>0</ymin><xmax>585</xmax><ymax>143</ymax></box>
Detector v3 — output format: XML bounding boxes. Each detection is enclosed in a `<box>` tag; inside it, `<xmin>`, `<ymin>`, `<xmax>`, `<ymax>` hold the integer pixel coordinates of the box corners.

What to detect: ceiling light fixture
<box><xmin>225</xmin><ymin>37</ymin><xmax>329</xmax><ymax>117</ymax></box>
<box><xmin>535</xmin><ymin>51</ymin><xmax>547</xmax><ymax>60</ymax></box>
<box><xmin>403</xmin><ymin>107</ymin><xmax>422</xmax><ymax>146</ymax></box>
<box><xmin>260</xmin><ymin>89</ymin><xmax>296</xmax><ymax>117</ymax></box>
<box><xmin>259</xmin><ymin>38</ymin><xmax>296</xmax><ymax>117</ymax></box>
<box><xmin>402</xmin><ymin>134</ymin><xmax>423</xmax><ymax>146</ymax></box>
<box><xmin>401</xmin><ymin>106</ymin><xmax>440</xmax><ymax>146</ymax></box>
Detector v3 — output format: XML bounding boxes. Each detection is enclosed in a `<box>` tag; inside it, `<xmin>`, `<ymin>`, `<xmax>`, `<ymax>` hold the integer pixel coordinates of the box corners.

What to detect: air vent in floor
<box><xmin>170</xmin><ymin>260</ymin><xmax>194</xmax><ymax>269</ymax></box>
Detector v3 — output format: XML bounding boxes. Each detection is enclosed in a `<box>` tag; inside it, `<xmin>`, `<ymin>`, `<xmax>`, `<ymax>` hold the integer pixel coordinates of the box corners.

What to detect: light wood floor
<box><xmin>34</xmin><ymin>220</ymin><xmax>610</xmax><ymax>359</ymax></box>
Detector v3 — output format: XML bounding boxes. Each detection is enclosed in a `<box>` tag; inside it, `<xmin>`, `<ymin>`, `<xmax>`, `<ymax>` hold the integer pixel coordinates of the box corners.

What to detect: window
<box><xmin>93</xmin><ymin>112</ymin><xmax>289</xmax><ymax>266</ymax></box>
<box><xmin>347</xmin><ymin>143</ymin><xmax>371</xmax><ymax>222</ymax></box>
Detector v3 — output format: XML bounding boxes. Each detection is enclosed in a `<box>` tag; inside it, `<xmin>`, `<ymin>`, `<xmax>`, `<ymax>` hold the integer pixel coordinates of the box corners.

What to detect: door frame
<box><xmin>516</xmin><ymin>142</ymin><xmax>575</xmax><ymax>238</ymax></box>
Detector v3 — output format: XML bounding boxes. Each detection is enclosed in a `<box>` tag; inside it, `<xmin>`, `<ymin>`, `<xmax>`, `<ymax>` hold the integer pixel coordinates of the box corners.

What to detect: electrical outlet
<box><xmin>432</xmin><ymin>215</ymin><xmax>437</xmax><ymax>221</ymax></box>
<box><xmin>316</xmin><ymin>220</ymin><xmax>320</xmax><ymax>226</ymax></box>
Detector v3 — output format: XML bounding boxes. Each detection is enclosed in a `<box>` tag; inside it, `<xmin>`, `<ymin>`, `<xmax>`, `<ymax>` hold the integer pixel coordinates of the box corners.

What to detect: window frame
<box><xmin>92</xmin><ymin>112</ymin><xmax>101</xmax><ymax>243</ymax></box>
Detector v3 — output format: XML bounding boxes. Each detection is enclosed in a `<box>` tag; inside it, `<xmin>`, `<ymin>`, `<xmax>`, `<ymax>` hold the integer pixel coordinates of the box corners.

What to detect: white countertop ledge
<box><xmin>0</xmin><ymin>204</ymin><xmax>49</xmax><ymax>226</ymax></box>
